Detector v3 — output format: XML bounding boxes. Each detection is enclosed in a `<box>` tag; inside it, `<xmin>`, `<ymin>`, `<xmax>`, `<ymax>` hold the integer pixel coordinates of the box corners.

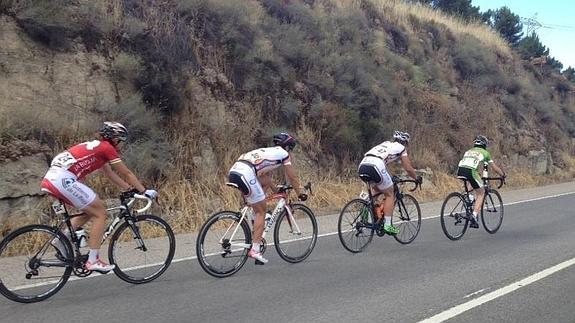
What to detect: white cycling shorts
<box><xmin>228</xmin><ymin>161</ymin><xmax>266</xmax><ymax>205</ymax></box>
<box><xmin>41</xmin><ymin>167</ymin><xmax>97</xmax><ymax>210</ymax></box>
<box><xmin>358</xmin><ymin>156</ymin><xmax>393</xmax><ymax>191</ymax></box>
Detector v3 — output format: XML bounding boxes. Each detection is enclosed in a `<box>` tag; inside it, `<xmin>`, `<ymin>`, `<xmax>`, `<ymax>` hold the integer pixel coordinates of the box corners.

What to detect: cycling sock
<box><xmin>472</xmin><ymin>212</ymin><xmax>478</xmax><ymax>220</ymax></box>
<box><xmin>251</xmin><ymin>243</ymin><xmax>260</xmax><ymax>252</ymax></box>
<box><xmin>384</xmin><ymin>217</ymin><xmax>391</xmax><ymax>225</ymax></box>
<box><xmin>88</xmin><ymin>249</ymin><xmax>99</xmax><ymax>263</ymax></box>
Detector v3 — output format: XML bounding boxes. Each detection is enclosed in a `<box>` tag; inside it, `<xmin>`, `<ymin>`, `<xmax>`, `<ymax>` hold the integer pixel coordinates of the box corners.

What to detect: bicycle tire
<box><xmin>440</xmin><ymin>192</ymin><xmax>469</xmax><ymax>241</ymax></box>
<box><xmin>481</xmin><ymin>189</ymin><xmax>504</xmax><ymax>234</ymax></box>
<box><xmin>392</xmin><ymin>194</ymin><xmax>422</xmax><ymax>244</ymax></box>
<box><xmin>109</xmin><ymin>215</ymin><xmax>175</xmax><ymax>284</ymax></box>
<box><xmin>338</xmin><ymin>199</ymin><xmax>375</xmax><ymax>253</ymax></box>
<box><xmin>196</xmin><ymin>211</ymin><xmax>252</xmax><ymax>278</ymax></box>
<box><xmin>274</xmin><ymin>203</ymin><xmax>318</xmax><ymax>263</ymax></box>
<box><xmin>0</xmin><ymin>225</ymin><xmax>73</xmax><ymax>303</ymax></box>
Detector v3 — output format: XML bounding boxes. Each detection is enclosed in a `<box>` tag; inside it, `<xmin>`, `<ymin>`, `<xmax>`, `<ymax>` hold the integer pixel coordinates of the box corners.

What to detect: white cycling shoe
<box><xmin>85</xmin><ymin>258</ymin><xmax>115</xmax><ymax>273</ymax></box>
<box><xmin>248</xmin><ymin>249</ymin><xmax>268</xmax><ymax>264</ymax></box>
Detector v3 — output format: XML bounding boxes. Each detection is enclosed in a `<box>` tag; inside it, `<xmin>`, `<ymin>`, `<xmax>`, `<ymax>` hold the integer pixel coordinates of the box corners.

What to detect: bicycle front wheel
<box><xmin>481</xmin><ymin>189</ymin><xmax>504</xmax><ymax>234</ymax></box>
<box><xmin>196</xmin><ymin>211</ymin><xmax>251</xmax><ymax>278</ymax></box>
<box><xmin>338</xmin><ymin>199</ymin><xmax>375</xmax><ymax>253</ymax></box>
<box><xmin>440</xmin><ymin>192</ymin><xmax>470</xmax><ymax>240</ymax></box>
<box><xmin>109</xmin><ymin>215</ymin><xmax>175</xmax><ymax>284</ymax></box>
<box><xmin>392</xmin><ymin>194</ymin><xmax>422</xmax><ymax>244</ymax></box>
<box><xmin>0</xmin><ymin>225</ymin><xmax>73</xmax><ymax>303</ymax></box>
<box><xmin>274</xmin><ymin>203</ymin><xmax>318</xmax><ymax>263</ymax></box>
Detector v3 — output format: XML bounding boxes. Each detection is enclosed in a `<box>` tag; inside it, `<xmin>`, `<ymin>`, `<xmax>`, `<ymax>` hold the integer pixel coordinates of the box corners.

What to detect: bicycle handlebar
<box><xmin>120</xmin><ymin>191</ymin><xmax>153</xmax><ymax>214</ymax></box>
<box><xmin>392</xmin><ymin>177</ymin><xmax>421</xmax><ymax>192</ymax></box>
<box><xmin>482</xmin><ymin>177</ymin><xmax>505</xmax><ymax>189</ymax></box>
<box><xmin>277</xmin><ymin>182</ymin><xmax>313</xmax><ymax>194</ymax></box>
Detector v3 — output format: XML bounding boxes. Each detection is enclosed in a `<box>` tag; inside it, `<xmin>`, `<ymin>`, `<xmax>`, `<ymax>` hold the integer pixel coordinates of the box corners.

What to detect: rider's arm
<box><xmin>400</xmin><ymin>155</ymin><xmax>418</xmax><ymax>180</ymax></box>
<box><xmin>101</xmin><ymin>163</ymin><xmax>132</xmax><ymax>190</ymax></box>
<box><xmin>109</xmin><ymin>161</ymin><xmax>146</xmax><ymax>193</ymax></box>
<box><xmin>490</xmin><ymin>162</ymin><xmax>505</xmax><ymax>177</ymax></box>
<box><xmin>284</xmin><ymin>164</ymin><xmax>303</xmax><ymax>196</ymax></box>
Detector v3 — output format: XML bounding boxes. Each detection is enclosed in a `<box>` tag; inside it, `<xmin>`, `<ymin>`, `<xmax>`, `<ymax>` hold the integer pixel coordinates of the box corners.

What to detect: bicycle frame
<box><xmin>219</xmin><ymin>190</ymin><xmax>303</xmax><ymax>251</ymax></box>
<box><xmin>361</xmin><ymin>178</ymin><xmax>420</xmax><ymax>223</ymax></box>
<box><xmin>49</xmin><ymin>195</ymin><xmax>153</xmax><ymax>255</ymax></box>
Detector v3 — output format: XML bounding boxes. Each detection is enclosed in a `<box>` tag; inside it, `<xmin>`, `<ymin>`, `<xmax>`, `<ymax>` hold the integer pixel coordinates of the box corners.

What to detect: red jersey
<box><xmin>51</xmin><ymin>140</ymin><xmax>121</xmax><ymax>179</ymax></box>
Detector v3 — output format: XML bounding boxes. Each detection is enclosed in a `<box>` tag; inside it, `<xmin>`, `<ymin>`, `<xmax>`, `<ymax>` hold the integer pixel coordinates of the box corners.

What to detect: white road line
<box><xmin>464</xmin><ymin>288</ymin><xmax>487</xmax><ymax>298</ymax></box>
<box><xmin>418</xmin><ymin>257</ymin><xmax>575</xmax><ymax>323</ymax></box>
<box><xmin>8</xmin><ymin>190</ymin><xmax>575</xmax><ymax>290</ymax></box>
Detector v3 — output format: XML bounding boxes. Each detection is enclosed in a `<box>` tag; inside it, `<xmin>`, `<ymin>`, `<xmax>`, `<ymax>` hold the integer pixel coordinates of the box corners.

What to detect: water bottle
<box><xmin>482</xmin><ymin>163</ymin><xmax>489</xmax><ymax>178</ymax></box>
<box><xmin>75</xmin><ymin>228</ymin><xmax>88</xmax><ymax>248</ymax></box>
<box><xmin>468</xmin><ymin>194</ymin><xmax>475</xmax><ymax>204</ymax></box>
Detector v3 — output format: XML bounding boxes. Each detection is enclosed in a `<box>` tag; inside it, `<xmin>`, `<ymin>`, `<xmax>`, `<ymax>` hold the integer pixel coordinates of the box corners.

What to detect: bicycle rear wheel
<box><xmin>440</xmin><ymin>192</ymin><xmax>469</xmax><ymax>241</ymax></box>
<box><xmin>274</xmin><ymin>203</ymin><xmax>318</xmax><ymax>263</ymax></box>
<box><xmin>109</xmin><ymin>215</ymin><xmax>175</xmax><ymax>284</ymax></box>
<box><xmin>481</xmin><ymin>189</ymin><xmax>504</xmax><ymax>234</ymax></box>
<box><xmin>338</xmin><ymin>199</ymin><xmax>375</xmax><ymax>253</ymax></box>
<box><xmin>392</xmin><ymin>194</ymin><xmax>422</xmax><ymax>244</ymax></box>
<box><xmin>0</xmin><ymin>225</ymin><xmax>73</xmax><ymax>303</ymax></box>
<box><xmin>196</xmin><ymin>211</ymin><xmax>251</xmax><ymax>278</ymax></box>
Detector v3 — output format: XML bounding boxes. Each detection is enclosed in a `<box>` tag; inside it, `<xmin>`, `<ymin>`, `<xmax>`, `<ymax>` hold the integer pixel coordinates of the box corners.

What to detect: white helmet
<box><xmin>393</xmin><ymin>130</ymin><xmax>410</xmax><ymax>144</ymax></box>
<box><xmin>99</xmin><ymin>122</ymin><xmax>128</xmax><ymax>143</ymax></box>
<box><xmin>473</xmin><ymin>135</ymin><xmax>488</xmax><ymax>148</ymax></box>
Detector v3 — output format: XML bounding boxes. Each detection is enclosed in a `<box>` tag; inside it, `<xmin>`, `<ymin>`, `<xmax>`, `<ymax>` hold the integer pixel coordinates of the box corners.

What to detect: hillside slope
<box><xmin>0</xmin><ymin>0</ymin><xmax>573</xmax><ymax>227</ymax></box>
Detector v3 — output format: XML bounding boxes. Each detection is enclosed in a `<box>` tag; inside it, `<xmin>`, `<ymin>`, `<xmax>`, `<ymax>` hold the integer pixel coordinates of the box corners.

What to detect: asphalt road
<box><xmin>1</xmin><ymin>183</ymin><xmax>574</xmax><ymax>323</ymax></box>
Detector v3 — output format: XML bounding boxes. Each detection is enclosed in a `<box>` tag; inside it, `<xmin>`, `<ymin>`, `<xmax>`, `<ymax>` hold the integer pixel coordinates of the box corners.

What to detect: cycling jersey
<box><xmin>458</xmin><ymin>147</ymin><xmax>492</xmax><ymax>170</ymax></box>
<box><xmin>364</xmin><ymin>141</ymin><xmax>407</xmax><ymax>164</ymax></box>
<box><xmin>51</xmin><ymin>140</ymin><xmax>122</xmax><ymax>179</ymax></box>
<box><xmin>42</xmin><ymin>140</ymin><xmax>121</xmax><ymax>209</ymax></box>
<box><xmin>238</xmin><ymin>147</ymin><xmax>291</xmax><ymax>175</ymax></box>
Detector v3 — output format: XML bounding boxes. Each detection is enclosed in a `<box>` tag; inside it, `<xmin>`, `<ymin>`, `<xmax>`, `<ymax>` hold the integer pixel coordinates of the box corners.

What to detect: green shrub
<box><xmin>111</xmin><ymin>53</ymin><xmax>144</xmax><ymax>83</ymax></box>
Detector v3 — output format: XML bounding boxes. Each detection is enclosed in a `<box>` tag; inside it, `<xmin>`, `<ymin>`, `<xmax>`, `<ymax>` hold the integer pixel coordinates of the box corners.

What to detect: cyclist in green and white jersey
<box><xmin>457</xmin><ymin>135</ymin><xmax>506</xmax><ymax>228</ymax></box>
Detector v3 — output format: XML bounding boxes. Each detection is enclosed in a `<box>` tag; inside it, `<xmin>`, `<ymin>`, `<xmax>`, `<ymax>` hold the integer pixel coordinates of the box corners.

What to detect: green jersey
<box><xmin>458</xmin><ymin>147</ymin><xmax>492</xmax><ymax>170</ymax></box>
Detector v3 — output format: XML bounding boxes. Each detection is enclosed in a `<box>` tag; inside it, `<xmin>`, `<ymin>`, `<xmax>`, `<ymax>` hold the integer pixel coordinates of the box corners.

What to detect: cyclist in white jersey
<box><xmin>358</xmin><ymin>131</ymin><xmax>422</xmax><ymax>234</ymax></box>
<box><xmin>228</xmin><ymin>133</ymin><xmax>307</xmax><ymax>264</ymax></box>
<box><xmin>457</xmin><ymin>135</ymin><xmax>506</xmax><ymax>228</ymax></box>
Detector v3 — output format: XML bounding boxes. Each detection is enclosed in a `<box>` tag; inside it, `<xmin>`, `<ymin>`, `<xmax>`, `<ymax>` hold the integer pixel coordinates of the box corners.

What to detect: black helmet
<box><xmin>99</xmin><ymin>122</ymin><xmax>128</xmax><ymax>143</ymax></box>
<box><xmin>273</xmin><ymin>132</ymin><xmax>297</xmax><ymax>151</ymax></box>
<box><xmin>393</xmin><ymin>130</ymin><xmax>410</xmax><ymax>144</ymax></box>
<box><xmin>474</xmin><ymin>135</ymin><xmax>488</xmax><ymax>148</ymax></box>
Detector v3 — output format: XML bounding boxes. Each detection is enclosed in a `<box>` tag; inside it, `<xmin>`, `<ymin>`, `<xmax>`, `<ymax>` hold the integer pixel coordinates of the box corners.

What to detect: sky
<box><xmin>473</xmin><ymin>0</ymin><xmax>575</xmax><ymax>69</ymax></box>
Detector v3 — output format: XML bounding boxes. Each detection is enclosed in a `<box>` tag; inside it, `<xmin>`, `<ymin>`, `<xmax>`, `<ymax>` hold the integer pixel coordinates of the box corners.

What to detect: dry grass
<box><xmin>334</xmin><ymin>0</ymin><xmax>511</xmax><ymax>57</ymax></box>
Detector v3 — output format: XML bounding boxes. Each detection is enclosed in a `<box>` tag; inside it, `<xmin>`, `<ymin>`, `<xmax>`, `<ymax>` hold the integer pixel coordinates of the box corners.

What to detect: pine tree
<box><xmin>564</xmin><ymin>67</ymin><xmax>575</xmax><ymax>82</ymax></box>
<box><xmin>517</xmin><ymin>32</ymin><xmax>549</xmax><ymax>59</ymax></box>
<box><xmin>491</xmin><ymin>6</ymin><xmax>523</xmax><ymax>46</ymax></box>
<box><xmin>432</xmin><ymin>0</ymin><xmax>482</xmax><ymax>21</ymax></box>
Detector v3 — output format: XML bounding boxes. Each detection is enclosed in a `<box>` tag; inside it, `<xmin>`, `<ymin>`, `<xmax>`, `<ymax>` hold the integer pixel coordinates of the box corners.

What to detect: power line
<box><xmin>521</xmin><ymin>14</ymin><xmax>575</xmax><ymax>34</ymax></box>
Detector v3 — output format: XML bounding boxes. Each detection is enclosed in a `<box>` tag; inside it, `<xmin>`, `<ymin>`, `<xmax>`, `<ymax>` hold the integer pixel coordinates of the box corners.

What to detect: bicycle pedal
<box><xmin>254</xmin><ymin>259</ymin><xmax>265</xmax><ymax>265</ymax></box>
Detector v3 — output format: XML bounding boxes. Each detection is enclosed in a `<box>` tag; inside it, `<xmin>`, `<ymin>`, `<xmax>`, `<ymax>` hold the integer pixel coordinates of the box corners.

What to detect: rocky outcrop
<box><xmin>0</xmin><ymin>15</ymin><xmax>118</xmax><ymax>133</ymax></box>
<box><xmin>0</xmin><ymin>153</ymin><xmax>48</xmax><ymax>220</ymax></box>
<box><xmin>509</xmin><ymin>150</ymin><xmax>553</xmax><ymax>175</ymax></box>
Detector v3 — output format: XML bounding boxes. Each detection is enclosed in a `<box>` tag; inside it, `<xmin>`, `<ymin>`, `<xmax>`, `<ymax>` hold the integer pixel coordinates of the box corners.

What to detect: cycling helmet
<box><xmin>393</xmin><ymin>130</ymin><xmax>410</xmax><ymax>144</ymax></box>
<box><xmin>473</xmin><ymin>135</ymin><xmax>488</xmax><ymax>148</ymax></box>
<box><xmin>273</xmin><ymin>132</ymin><xmax>297</xmax><ymax>151</ymax></box>
<box><xmin>99</xmin><ymin>121</ymin><xmax>128</xmax><ymax>143</ymax></box>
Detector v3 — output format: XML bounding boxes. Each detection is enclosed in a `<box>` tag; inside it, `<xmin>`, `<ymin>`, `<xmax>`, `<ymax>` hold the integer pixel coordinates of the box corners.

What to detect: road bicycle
<box><xmin>338</xmin><ymin>175</ymin><xmax>422</xmax><ymax>253</ymax></box>
<box><xmin>196</xmin><ymin>183</ymin><xmax>316</xmax><ymax>278</ymax></box>
<box><xmin>440</xmin><ymin>167</ymin><xmax>505</xmax><ymax>240</ymax></box>
<box><xmin>0</xmin><ymin>191</ymin><xmax>175</xmax><ymax>303</ymax></box>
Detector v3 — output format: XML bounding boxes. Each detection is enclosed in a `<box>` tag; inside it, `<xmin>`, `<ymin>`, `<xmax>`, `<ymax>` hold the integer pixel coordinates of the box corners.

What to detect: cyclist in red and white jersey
<box><xmin>228</xmin><ymin>133</ymin><xmax>307</xmax><ymax>264</ymax></box>
<box><xmin>41</xmin><ymin>122</ymin><xmax>158</xmax><ymax>273</ymax></box>
<box><xmin>358</xmin><ymin>131</ymin><xmax>422</xmax><ymax>234</ymax></box>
